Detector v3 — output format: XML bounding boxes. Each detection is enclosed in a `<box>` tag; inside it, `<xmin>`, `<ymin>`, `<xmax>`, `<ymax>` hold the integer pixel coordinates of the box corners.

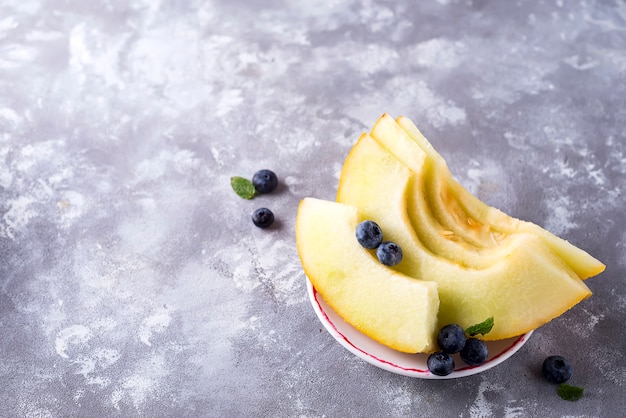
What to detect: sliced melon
<box><xmin>336</xmin><ymin>133</ymin><xmax>592</xmax><ymax>339</ymax></box>
<box><xmin>369</xmin><ymin>114</ymin><xmax>514</xmax><ymax>268</ymax></box>
<box><xmin>296</xmin><ymin>114</ymin><xmax>604</xmax><ymax>354</ymax></box>
<box><xmin>396</xmin><ymin>115</ymin><xmax>606</xmax><ymax>279</ymax></box>
<box><xmin>295</xmin><ymin>197</ymin><xmax>440</xmax><ymax>353</ymax></box>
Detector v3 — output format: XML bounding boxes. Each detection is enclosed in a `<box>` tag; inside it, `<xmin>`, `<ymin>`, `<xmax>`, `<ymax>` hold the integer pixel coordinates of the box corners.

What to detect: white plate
<box><xmin>307</xmin><ymin>279</ymin><xmax>533</xmax><ymax>379</ymax></box>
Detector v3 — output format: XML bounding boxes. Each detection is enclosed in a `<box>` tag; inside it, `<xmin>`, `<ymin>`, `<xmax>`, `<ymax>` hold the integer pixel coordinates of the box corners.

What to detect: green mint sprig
<box><xmin>557</xmin><ymin>384</ymin><xmax>584</xmax><ymax>401</ymax></box>
<box><xmin>465</xmin><ymin>317</ymin><xmax>494</xmax><ymax>336</ymax></box>
<box><xmin>231</xmin><ymin>176</ymin><xmax>256</xmax><ymax>199</ymax></box>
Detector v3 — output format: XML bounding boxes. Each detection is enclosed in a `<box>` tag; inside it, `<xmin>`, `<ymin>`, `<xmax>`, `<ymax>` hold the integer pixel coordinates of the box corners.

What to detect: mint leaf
<box><xmin>231</xmin><ymin>176</ymin><xmax>256</xmax><ymax>199</ymax></box>
<box><xmin>465</xmin><ymin>317</ymin><xmax>494</xmax><ymax>336</ymax></box>
<box><xmin>557</xmin><ymin>384</ymin><xmax>584</xmax><ymax>401</ymax></box>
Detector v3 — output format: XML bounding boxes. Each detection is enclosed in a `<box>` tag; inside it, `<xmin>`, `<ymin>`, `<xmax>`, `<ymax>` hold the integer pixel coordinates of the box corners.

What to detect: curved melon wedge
<box><xmin>395</xmin><ymin>115</ymin><xmax>605</xmax><ymax>280</ymax></box>
<box><xmin>296</xmin><ymin>198</ymin><xmax>440</xmax><ymax>354</ymax></box>
<box><xmin>336</xmin><ymin>134</ymin><xmax>592</xmax><ymax>339</ymax></box>
<box><xmin>371</xmin><ymin>113</ymin><xmax>502</xmax><ymax>249</ymax></box>
<box><xmin>368</xmin><ymin>115</ymin><xmax>515</xmax><ymax>268</ymax></box>
<box><xmin>340</xmin><ymin>133</ymin><xmax>514</xmax><ymax>269</ymax></box>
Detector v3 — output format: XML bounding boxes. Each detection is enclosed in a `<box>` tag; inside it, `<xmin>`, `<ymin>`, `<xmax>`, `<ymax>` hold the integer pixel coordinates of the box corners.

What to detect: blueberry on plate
<box><xmin>460</xmin><ymin>338</ymin><xmax>488</xmax><ymax>366</ymax></box>
<box><xmin>252</xmin><ymin>207</ymin><xmax>274</xmax><ymax>228</ymax></box>
<box><xmin>356</xmin><ymin>220</ymin><xmax>383</xmax><ymax>249</ymax></box>
<box><xmin>427</xmin><ymin>351</ymin><xmax>455</xmax><ymax>376</ymax></box>
<box><xmin>376</xmin><ymin>241</ymin><xmax>403</xmax><ymax>266</ymax></box>
<box><xmin>252</xmin><ymin>169</ymin><xmax>278</xmax><ymax>194</ymax></box>
<box><xmin>542</xmin><ymin>355</ymin><xmax>573</xmax><ymax>384</ymax></box>
<box><xmin>437</xmin><ymin>324</ymin><xmax>467</xmax><ymax>354</ymax></box>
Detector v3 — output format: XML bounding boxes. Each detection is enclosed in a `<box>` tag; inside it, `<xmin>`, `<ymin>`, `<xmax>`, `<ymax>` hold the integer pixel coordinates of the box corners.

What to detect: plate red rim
<box><xmin>307</xmin><ymin>279</ymin><xmax>533</xmax><ymax>379</ymax></box>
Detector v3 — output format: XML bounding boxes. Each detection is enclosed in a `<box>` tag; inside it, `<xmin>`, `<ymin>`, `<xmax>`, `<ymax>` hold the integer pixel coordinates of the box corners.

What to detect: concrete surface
<box><xmin>0</xmin><ymin>0</ymin><xmax>624</xmax><ymax>416</ymax></box>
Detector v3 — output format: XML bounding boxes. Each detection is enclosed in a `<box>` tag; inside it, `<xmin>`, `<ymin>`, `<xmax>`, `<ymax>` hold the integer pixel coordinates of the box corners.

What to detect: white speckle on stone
<box><xmin>68</xmin><ymin>23</ymin><xmax>91</xmax><ymax>84</ymax></box>
<box><xmin>382</xmin><ymin>79</ymin><xmax>467</xmax><ymax>129</ymax></box>
<box><xmin>0</xmin><ymin>44</ymin><xmax>37</xmax><ymax>69</ymax></box>
<box><xmin>590</xmin><ymin>346</ymin><xmax>625</xmax><ymax>385</ymax></box>
<box><xmin>563</xmin><ymin>55</ymin><xmax>599</xmax><ymax>71</ymax></box>
<box><xmin>58</xmin><ymin>190</ymin><xmax>87</xmax><ymax>226</ymax></box>
<box><xmin>359</xmin><ymin>4</ymin><xmax>394</xmax><ymax>33</ymax></box>
<box><xmin>253</xmin><ymin>236</ymin><xmax>307</xmax><ymax>306</ymax></box>
<box><xmin>543</xmin><ymin>195</ymin><xmax>577</xmax><ymax>235</ymax></box>
<box><xmin>504</xmin><ymin>131</ymin><xmax>530</xmax><ymax>151</ymax></box>
<box><xmin>133</xmin><ymin>149</ymin><xmax>200</xmax><ymax>184</ymax></box>
<box><xmin>0</xmin><ymin>162</ymin><xmax>13</xmax><ymax>189</ymax></box>
<box><xmin>0</xmin><ymin>17</ymin><xmax>18</xmax><ymax>38</ymax></box>
<box><xmin>55</xmin><ymin>325</ymin><xmax>93</xmax><ymax>359</ymax></box>
<box><xmin>1</xmin><ymin>195</ymin><xmax>37</xmax><ymax>239</ymax></box>
<box><xmin>0</xmin><ymin>107</ymin><xmax>21</xmax><ymax>129</ymax></box>
<box><xmin>114</xmin><ymin>354</ymin><xmax>169</xmax><ymax>410</ymax></box>
<box><xmin>139</xmin><ymin>310</ymin><xmax>172</xmax><ymax>346</ymax></box>
<box><xmin>504</xmin><ymin>406</ymin><xmax>527</xmax><ymax>418</ymax></box>
<box><xmin>343</xmin><ymin>43</ymin><xmax>399</xmax><ymax>74</ymax></box>
<box><xmin>556</xmin><ymin>159</ymin><xmax>577</xmax><ymax>178</ymax></box>
<box><xmin>408</xmin><ymin>38</ymin><xmax>466</xmax><ymax>69</ymax></box>
<box><xmin>111</xmin><ymin>389</ymin><xmax>124</xmax><ymax>410</ymax></box>
<box><xmin>25</xmin><ymin>30</ymin><xmax>64</xmax><ymax>41</ymax></box>
<box><xmin>123</xmin><ymin>375</ymin><xmax>156</xmax><ymax>408</ymax></box>
<box><xmin>584</xmin><ymin>162</ymin><xmax>606</xmax><ymax>186</ymax></box>
<box><xmin>579</xmin><ymin>309</ymin><xmax>604</xmax><ymax>337</ymax></box>
<box><xmin>469</xmin><ymin>380</ymin><xmax>505</xmax><ymax>418</ymax></box>
<box><xmin>380</xmin><ymin>381</ymin><xmax>413</xmax><ymax>415</ymax></box>
<box><xmin>216</xmin><ymin>89</ymin><xmax>244</xmax><ymax>117</ymax></box>
<box><xmin>284</xmin><ymin>175</ymin><xmax>303</xmax><ymax>194</ymax></box>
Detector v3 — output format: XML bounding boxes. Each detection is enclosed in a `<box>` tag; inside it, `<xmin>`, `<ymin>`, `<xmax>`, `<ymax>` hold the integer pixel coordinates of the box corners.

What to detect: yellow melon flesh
<box><xmin>295</xmin><ymin>198</ymin><xmax>440</xmax><ymax>353</ymax></box>
<box><xmin>373</xmin><ymin>114</ymin><xmax>502</xmax><ymax>247</ymax></box>
<box><xmin>368</xmin><ymin>114</ymin><xmax>515</xmax><ymax>268</ymax></box>
<box><xmin>396</xmin><ymin>115</ymin><xmax>606</xmax><ymax>279</ymax></box>
<box><xmin>336</xmin><ymin>133</ymin><xmax>592</xmax><ymax>339</ymax></box>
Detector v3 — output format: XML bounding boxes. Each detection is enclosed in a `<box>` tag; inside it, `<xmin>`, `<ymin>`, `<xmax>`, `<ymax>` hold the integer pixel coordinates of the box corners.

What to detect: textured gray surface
<box><xmin>1</xmin><ymin>0</ymin><xmax>625</xmax><ymax>416</ymax></box>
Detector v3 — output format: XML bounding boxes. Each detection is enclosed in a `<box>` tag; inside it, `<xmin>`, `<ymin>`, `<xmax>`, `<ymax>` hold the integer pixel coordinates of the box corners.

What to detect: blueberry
<box><xmin>427</xmin><ymin>351</ymin><xmax>455</xmax><ymax>376</ymax></box>
<box><xmin>542</xmin><ymin>355</ymin><xmax>573</xmax><ymax>384</ymax></box>
<box><xmin>460</xmin><ymin>338</ymin><xmax>488</xmax><ymax>366</ymax></box>
<box><xmin>356</xmin><ymin>220</ymin><xmax>383</xmax><ymax>249</ymax></box>
<box><xmin>437</xmin><ymin>324</ymin><xmax>467</xmax><ymax>354</ymax></box>
<box><xmin>252</xmin><ymin>207</ymin><xmax>274</xmax><ymax>228</ymax></box>
<box><xmin>376</xmin><ymin>241</ymin><xmax>402</xmax><ymax>266</ymax></box>
<box><xmin>252</xmin><ymin>169</ymin><xmax>278</xmax><ymax>194</ymax></box>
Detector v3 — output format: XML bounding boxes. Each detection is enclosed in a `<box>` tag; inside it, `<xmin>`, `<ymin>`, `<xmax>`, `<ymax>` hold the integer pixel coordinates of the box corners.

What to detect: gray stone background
<box><xmin>0</xmin><ymin>0</ymin><xmax>624</xmax><ymax>416</ymax></box>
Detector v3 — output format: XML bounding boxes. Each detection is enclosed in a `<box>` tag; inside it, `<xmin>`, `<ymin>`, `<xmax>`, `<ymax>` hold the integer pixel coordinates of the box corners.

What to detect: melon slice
<box><xmin>295</xmin><ymin>114</ymin><xmax>604</xmax><ymax>354</ymax></box>
<box><xmin>295</xmin><ymin>197</ymin><xmax>439</xmax><ymax>353</ymax></box>
<box><xmin>336</xmin><ymin>133</ymin><xmax>592</xmax><ymax>339</ymax></box>
<box><xmin>395</xmin><ymin>115</ymin><xmax>605</xmax><ymax>279</ymax></box>
<box><xmin>368</xmin><ymin>115</ymin><xmax>514</xmax><ymax>268</ymax></box>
